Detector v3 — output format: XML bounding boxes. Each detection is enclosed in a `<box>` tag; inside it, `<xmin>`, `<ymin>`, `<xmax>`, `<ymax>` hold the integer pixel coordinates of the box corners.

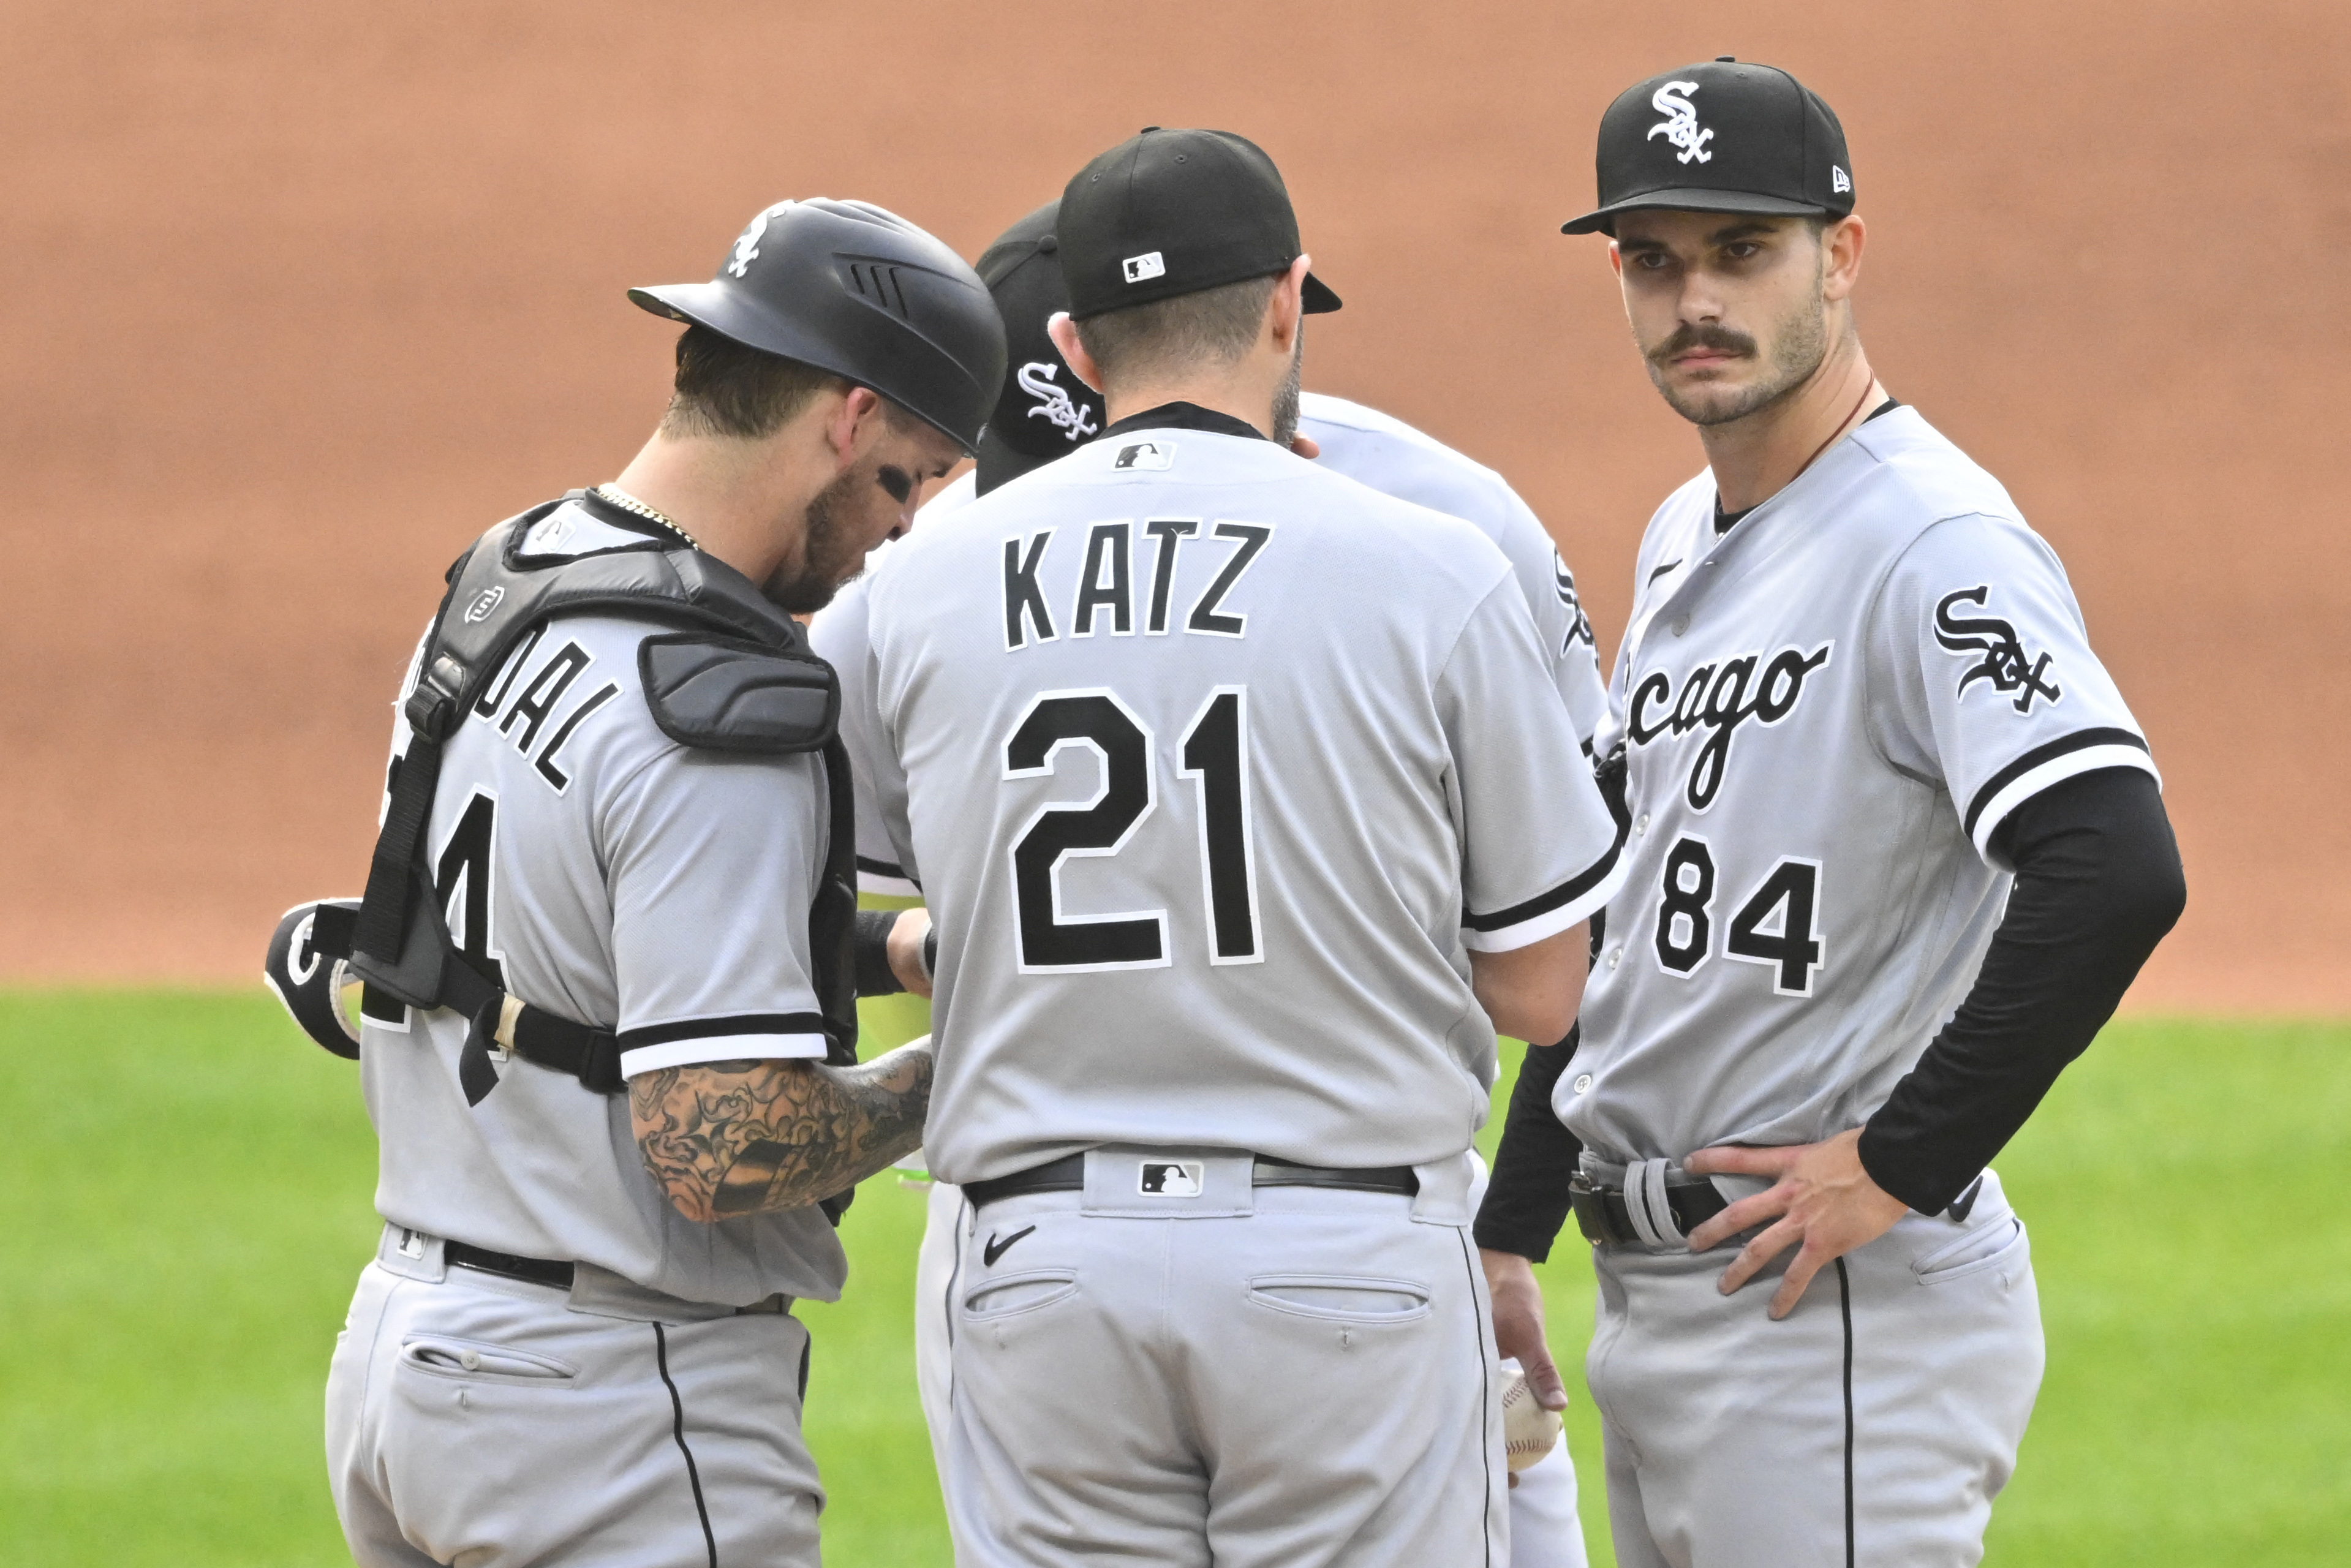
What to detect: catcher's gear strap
<box><xmin>263</xmin><ymin>900</ymin><xmax>363</xmax><ymax>1060</ymax></box>
<box><xmin>340</xmin><ymin>494</ymin><xmax>859</xmax><ymax>1139</ymax></box>
<box><xmin>352</xmin><ymin>494</ymin><xmax>832</xmax><ymax>973</ymax></box>
<box><xmin>268</xmin><ymin>897</ymin><xmax>624</xmax><ymax>1104</ymax></box>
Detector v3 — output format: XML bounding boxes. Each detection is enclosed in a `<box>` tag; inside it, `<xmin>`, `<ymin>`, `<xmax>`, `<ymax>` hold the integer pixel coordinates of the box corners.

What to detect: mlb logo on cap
<box><xmin>1057</xmin><ymin>126</ymin><xmax>1342</xmax><ymax>320</ymax></box>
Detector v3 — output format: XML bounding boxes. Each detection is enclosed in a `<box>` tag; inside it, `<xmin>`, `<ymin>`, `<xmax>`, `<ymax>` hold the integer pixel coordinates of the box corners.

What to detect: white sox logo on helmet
<box><xmin>1934</xmin><ymin>586</ymin><xmax>2062</xmax><ymax>713</ymax></box>
<box><xmin>725</xmin><ymin>200</ymin><xmax>798</xmax><ymax>279</ymax></box>
<box><xmin>1647</xmin><ymin>82</ymin><xmax>1715</xmax><ymax>165</ymax></box>
<box><xmin>1017</xmin><ymin>362</ymin><xmax>1100</xmax><ymax>442</ymax></box>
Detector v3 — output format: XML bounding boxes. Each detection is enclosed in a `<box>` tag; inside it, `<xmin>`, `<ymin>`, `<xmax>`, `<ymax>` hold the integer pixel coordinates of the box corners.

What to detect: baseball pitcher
<box><xmin>1477</xmin><ymin>60</ymin><xmax>2187</xmax><ymax>1567</ymax></box>
<box><xmin>855</xmin><ymin>129</ymin><xmax>1625</xmax><ymax>1567</ymax></box>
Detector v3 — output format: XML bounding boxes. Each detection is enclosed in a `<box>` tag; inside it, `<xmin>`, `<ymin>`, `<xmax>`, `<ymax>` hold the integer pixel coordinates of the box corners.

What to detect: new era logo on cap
<box><xmin>1122</xmin><ymin>251</ymin><xmax>1166</xmax><ymax>284</ymax></box>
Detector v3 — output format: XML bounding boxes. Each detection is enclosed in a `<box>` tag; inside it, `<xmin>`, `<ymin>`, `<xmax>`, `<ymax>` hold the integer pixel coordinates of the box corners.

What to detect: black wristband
<box><xmin>921</xmin><ymin>924</ymin><xmax>938</xmax><ymax>980</ymax></box>
<box><xmin>1473</xmin><ymin>1026</ymin><xmax>1587</xmax><ymax>1262</ymax></box>
<box><xmin>851</xmin><ymin>909</ymin><xmax>905</xmax><ymax>998</ymax></box>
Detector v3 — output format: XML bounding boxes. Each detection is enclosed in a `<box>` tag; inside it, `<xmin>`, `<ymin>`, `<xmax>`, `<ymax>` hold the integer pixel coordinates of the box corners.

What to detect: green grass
<box><xmin>1</xmin><ymin>996</ymin><xmax>2344</xmax><ymax>1566</ymax></box>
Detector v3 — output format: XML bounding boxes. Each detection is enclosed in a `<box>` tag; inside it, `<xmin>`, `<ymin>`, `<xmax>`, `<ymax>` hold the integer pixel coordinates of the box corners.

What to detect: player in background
<box><xmin>813</xmin><ymin>197</ymin><xmax>1608</xmax><ymax>1566</ymax></box>
<box><xmin>853</xmin><ymin>128</ymin><xmax>1625</xmax><ymax>1566</ymax></box>
<box><xmin>1476</xmin><ymin>60</ymin><xmax>2186</xmax><ymax>1566</ymax></box>
<box><xmin>289</xmin><ymin>199</ymin><xmax>999</xmax><ymax>1567</ymax></box>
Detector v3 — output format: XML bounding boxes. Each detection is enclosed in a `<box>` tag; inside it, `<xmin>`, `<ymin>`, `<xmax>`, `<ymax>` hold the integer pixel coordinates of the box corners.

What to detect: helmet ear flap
<box><xmin>628</xmin><ymin>198</ymin><xmax>1009</xmax><ymax>454</ymax></box>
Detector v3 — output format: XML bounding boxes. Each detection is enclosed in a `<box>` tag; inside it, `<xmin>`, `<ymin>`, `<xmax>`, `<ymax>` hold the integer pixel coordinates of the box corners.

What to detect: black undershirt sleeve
<box><xmin>1473</xmin><ymin>1024</ymin><xmax>1585</xmax><ymax>1262</ymax></box>
<box><xmin>850</xmin><ymin>908</ymin><xmax>907</xmax><ymax>998</ymax></box>
<box><xmin>1473</xmin><ymin>741</ymin><xmax>1629</xmax><ymax>1260</ymax></box>
<box><xmin>1859</xmin><ymin>766</ymin><xmax>2185</xmax><ymax>1213</ymax></box>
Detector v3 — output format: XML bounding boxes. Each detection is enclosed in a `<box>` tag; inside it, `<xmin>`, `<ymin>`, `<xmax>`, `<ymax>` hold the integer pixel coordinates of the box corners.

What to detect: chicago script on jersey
<box><xmin>1627</xmin><ymin>642</ymin><xmax>1833</xmax><ymax>810</ymax></box>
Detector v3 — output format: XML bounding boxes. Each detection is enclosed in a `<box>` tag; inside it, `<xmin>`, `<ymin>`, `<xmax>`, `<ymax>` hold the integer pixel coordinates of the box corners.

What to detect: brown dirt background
<box><xmin>3</xmin><ymin>1</ymin><xmax>2344</xmax><ymax>1010</ymax></box>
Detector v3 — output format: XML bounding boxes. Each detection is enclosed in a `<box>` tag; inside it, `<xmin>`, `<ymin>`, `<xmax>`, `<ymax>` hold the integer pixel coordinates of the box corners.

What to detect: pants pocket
<box><xmin>962</xmin><ymin>1269</ymin><xmax>1079</xmax><ymax>1321</ymax></box>
<box><xmin>1245</xmin><ymin>1273</ymin><xmax>1434</xmax><ymax>1323</ymax></box>
<box><xmin>1912</xmin><ymin>1216</ymin><xmax>2028</xmax><ymax>1286</ymax></box>
<box><xmin>396</xmin><ymin>1334</ymin><xmax>579</xmax><ymax>1385</ymax></box>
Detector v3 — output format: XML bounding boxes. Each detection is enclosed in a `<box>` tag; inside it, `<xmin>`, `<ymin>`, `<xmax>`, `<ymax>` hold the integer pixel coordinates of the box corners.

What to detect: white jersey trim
<box><xmin>1967</xmin><ymin>742</ymin><xmax>2161</xmax><ymax>862</ymax></box>
<box><xmin>619</xmin><ymin>1033</ymin><xmax>829</xmax><ymax>1079</ymax></box>
<box><xmin>1460</xmin><ymin>848</ymin><xmax>1630</xmax><ymax>954</ymax></box>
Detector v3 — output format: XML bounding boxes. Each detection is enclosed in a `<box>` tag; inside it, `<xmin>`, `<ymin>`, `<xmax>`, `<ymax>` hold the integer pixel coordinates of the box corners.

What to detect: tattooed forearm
<box><xmin>628</xmin><ymin>1041</ymin><xmax>934</xmax><ymax>1223</ymax></box>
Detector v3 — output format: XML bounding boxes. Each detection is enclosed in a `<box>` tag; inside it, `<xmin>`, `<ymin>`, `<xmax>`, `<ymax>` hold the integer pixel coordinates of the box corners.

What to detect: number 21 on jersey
<box><xmin>1003</xmin><ymin>685</ymin><xmax>1260</xmax><ymax>973</ymax></box>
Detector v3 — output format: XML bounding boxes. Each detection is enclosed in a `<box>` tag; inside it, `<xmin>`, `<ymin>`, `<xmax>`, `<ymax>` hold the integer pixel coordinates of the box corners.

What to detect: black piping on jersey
<box><xmin>652</xmin><ymin>1322</ymin><xmax>720</xmax><ymax>1568</ymax></box>
<box><xmin>1646</xmin><ymin>559</ymin><xmax>1683</xmax><ymax>585</ymax></box>
<box><xmin>616</xmin><ymin>1012</ymin><xmax>830</xmax><ymax>1050</ymax></box>
<box><xmin>1838</xmin><ymin>1257</ymin><xmax>1855</xmax><ymax>1568</ymax></box>
<box><xmin>1960</xmin><ymin>727</ymin><xmax>2149</xmax><ymax>843</ymax></box>
<box><xmin>856</xmin><ymin>853</ymin><xmax>911</xmax><ymax>884</ymax></box>
<box><xmin>1460</xmin><ymin>823</ymin><xmax>1627</xmax><ymax>934</ymax></box>
<box><xmin>1454</xmin><ymin>1226</ymin><xmax>1499</xmax><ymax>1568</ymax></box>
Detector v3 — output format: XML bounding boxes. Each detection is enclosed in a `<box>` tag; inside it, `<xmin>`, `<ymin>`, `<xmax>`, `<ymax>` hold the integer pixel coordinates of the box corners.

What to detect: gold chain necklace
<box><xmin>589</xmin><ymin>484</ymin><xmax>700</xmax><ymax>549</ymax></box>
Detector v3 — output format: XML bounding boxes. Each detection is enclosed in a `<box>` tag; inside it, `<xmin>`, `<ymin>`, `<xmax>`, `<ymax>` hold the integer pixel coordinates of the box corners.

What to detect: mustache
<box><xmin>1648</xmin><ymin>323</ymin><xmax>1758</xmax><ymax>364</ymax></box>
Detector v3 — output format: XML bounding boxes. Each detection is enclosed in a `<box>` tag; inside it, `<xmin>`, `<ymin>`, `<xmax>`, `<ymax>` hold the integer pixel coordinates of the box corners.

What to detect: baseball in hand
<box><xmin>1500</xmin><ymin>1367</ymin><xmax>1564</xmax><ymax>1471</ymax></box>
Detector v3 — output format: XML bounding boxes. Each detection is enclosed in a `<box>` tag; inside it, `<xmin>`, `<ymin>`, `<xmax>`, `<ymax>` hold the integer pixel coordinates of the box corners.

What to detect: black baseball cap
<box><xmin>1058</xmin><ymin>127</ymin><xmax>1342</xmax><ymax>321</ymax></box>
<box><xmin>1562</xmin><ymin>59</ymin><xmax>1854</xmax><ymax>236</ymax></box>
<box><xmin>970</xmin><ymin>201</ymin><xmax>1108</xmax><ymax>495</ymax></box>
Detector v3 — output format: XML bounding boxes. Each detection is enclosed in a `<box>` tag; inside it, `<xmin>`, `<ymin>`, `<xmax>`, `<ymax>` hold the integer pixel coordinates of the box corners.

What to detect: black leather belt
<box><xmin>965</xmin><ymin>1152</ymin><xmax>1420</xmax><ymax>1208</ymax></box>
<box><xmin>1569</xmin><ymin>1172</ymin><xmax>1729</xmax><ymax>1246</ymax></box>
<box><xmin>446</xmin><ymin>1240</ymin><xmax>575</xmax><ymax>1290</ymax></box>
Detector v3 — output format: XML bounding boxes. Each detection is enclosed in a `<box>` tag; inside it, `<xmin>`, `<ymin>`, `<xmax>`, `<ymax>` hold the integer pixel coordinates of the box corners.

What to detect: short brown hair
<box><xmin>1074</xmin><ymin>273</ymin><xmax>1278</xmax><ymax>386</ymax></box>
<box><xmin>660</xmin><ymin>323</ymin><xmax>845</xmax><ymax>440</ymax></box>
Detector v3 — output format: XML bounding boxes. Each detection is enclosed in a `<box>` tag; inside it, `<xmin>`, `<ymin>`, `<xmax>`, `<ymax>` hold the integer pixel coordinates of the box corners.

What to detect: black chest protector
<box><xmin>334</xmin><ymin>493</ymin><xmax>861</xmax><ymax>1125</ymax></box>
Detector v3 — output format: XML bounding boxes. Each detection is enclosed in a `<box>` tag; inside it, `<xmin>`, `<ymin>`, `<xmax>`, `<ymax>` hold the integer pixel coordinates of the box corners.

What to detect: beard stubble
<box><xmin>1644</xmin><ymin>260</ymin><xmax>1831</xmax><ymax>428</ymax></box>
<box><xmin>760</xmin><ymin>465</ymin><xmax>867</xmax><ymax>616</ymax></box>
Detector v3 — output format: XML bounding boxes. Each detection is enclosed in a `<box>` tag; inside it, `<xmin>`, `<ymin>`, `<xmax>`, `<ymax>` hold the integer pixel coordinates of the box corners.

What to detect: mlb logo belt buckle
<box><xmin>1081</xmin><ymin>1148</ymin><xmax>1255</xmax><ymax>1218</ymax></box>
<box><xmin>1137</xmin><ymin>1159</ymin><xmax>1206</xmax><ymax>1197</ymax></box>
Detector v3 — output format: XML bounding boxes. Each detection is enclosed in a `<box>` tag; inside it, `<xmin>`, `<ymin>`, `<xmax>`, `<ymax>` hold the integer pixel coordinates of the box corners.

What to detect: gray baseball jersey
<box><xmin>1560</xmin><ymin>405</ymin><xmax>2159</xmax><ymax>1163</ymax></box>
<box><xmin>1296</xmin><ymin>392</ymin><xmax>1607</xmax><ymax>746</ymax></box>
<box><xmin>815</xmin><ymin>390</ymin><xmax>1611</xmax><ymax>895</ymax></box>
<box><xmin>361</xmin><ymin>497</ymin><xmax>848</xmax><ymax>1307</ymax></box>
<box><xmin>853</xmin><ymin>424</ymin><xmax>1625</xmax><ymax>1184</ymax></box>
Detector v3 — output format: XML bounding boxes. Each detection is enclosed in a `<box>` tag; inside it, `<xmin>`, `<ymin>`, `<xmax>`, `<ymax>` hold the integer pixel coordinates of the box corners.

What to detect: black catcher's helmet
<box><xmin>630</xmin><ymin>198</ymin><xmax>1007</xmax><ymax>453</ymax></box>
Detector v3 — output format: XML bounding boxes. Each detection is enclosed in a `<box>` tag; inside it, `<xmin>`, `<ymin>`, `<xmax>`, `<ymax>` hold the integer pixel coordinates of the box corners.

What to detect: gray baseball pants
<box><xmin>940</xmin><ymin>1147</ymin><xmax>1507</xmax><ymax>1568</ymax></box>
<box><xmin>327</xmin><ymin>1224</ymin><xmax>821</xmax><ymax>1568</ymax></box>
<box><xmin>916</xmin><ymin>1170</ymin><xmax>1592</xmax><ymax>1566</ymax></box>
<box><xmin>1584</xmin><ymin>1165</ymin><xmax>2043</xmax><ymax>1567</ymax></box>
